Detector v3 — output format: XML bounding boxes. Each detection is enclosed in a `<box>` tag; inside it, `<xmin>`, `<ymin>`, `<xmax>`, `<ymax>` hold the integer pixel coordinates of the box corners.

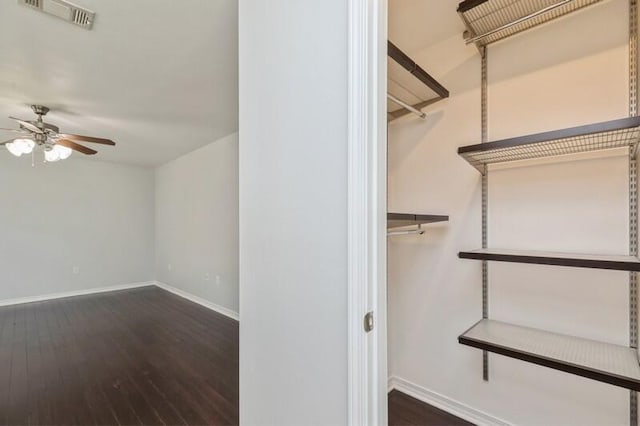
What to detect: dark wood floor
<box><xmin>388</xmin><ymin>390</ymin><xmax>474</xmax><ymax>426</ymax></box>
<box><xmin>0</xmin><ymin>286</ymin><xmax>238</xmax><ymax>425</ymax></box>
<box><xmin>0</xmin><ymin>285</ymin><xmax>473</xmax><ymax>426</ymax></box>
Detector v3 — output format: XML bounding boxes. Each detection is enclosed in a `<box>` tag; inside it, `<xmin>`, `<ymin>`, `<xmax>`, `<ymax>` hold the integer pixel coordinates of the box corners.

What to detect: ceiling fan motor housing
<box><xmin>19</xmin><ymin>106</ymin><xmax>58</xmax><ymax>144</ymax></box>
<box><xmin>31</xmin><ymin>105</ymin><xmax>49</xmax><ymax>116</ymax></box>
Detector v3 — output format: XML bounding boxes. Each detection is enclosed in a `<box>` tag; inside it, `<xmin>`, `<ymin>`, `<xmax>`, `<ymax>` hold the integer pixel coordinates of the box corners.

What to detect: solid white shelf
<box><xmin>459</xmin><ymin>248</ymin><xmax>640</xmax><ymax>271</ymax></box>
<box><xmin>459</xmin><ymin>319</ymin><xmax>640</xmax><ymax>391</ymax></box>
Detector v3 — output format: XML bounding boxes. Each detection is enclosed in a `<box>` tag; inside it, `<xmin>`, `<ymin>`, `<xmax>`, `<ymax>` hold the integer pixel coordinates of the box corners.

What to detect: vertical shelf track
<box><xmin>630</xmin><ymin>1</ymin><xmax>639</xmax><ymax>424</ymax></box>
<box><xmin>481</xmin><ymin>46</ymin><xmax>489</xmax><ymax>382</ymax></box>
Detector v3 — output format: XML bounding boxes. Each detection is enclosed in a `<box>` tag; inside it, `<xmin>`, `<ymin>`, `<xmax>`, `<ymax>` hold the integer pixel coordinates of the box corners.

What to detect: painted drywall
<box><xmin>239</xmin><ymin>0</ymin><xmax>349</xmax><ymax>424</ymax></box>
<box><xmin>388</xmin><ymin>0</ymin><xmax>632</xmax><ymax>424</ymax></box>
<box><xmin>0</xmin><ymin>153</ymin><xmax>155</xmax><ymax>301</ymax></box>
<box><xmin>155</xmin><ymin>132</ymin><xmax>239</xmax><ymax>315</ymax></box>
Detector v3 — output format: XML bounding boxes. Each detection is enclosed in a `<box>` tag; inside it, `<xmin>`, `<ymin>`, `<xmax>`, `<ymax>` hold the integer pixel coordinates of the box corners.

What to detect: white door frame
<box><xmin>347</xmin><ymin>0</ymin><xmax>388</xmax><ymax>425</ymax></box>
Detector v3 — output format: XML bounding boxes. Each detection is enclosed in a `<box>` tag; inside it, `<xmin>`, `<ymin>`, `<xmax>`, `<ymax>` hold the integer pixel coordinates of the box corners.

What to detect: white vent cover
<box><xmin>18</xmin><ymin>0</ymin><xmax>95</xmax><ymax>30</ymax></box>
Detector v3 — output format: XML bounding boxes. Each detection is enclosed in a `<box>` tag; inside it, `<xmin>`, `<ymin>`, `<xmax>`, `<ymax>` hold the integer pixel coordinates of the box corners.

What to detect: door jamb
<box><xmin>347</xmin><ymin>0</ymin><xmax>388</xmax><ymax>424</ymax></box>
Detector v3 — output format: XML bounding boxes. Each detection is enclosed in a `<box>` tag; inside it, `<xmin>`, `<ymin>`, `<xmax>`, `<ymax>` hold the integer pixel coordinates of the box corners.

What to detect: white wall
<box><xmin>239</xmin><ymin>0</ymin><xmax>349</xmax><ymax>424</ymax></box>
<box><xmin>155</xmin><ymin>133</ymin><xmax>239</xmax><ymax>314</ymax></box>
<box><xmin>388</xmin><ymin>1</ymin><xmax>632</xmax><ymax>424</ymax></box>
<box><xmin>0</xmin><ymin>153</ymin><xmax>155</xmax><ymax>301</ymax></box>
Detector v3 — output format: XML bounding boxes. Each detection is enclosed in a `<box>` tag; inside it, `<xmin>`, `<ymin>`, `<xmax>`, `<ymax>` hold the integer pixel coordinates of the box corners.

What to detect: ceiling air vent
<box><xmin>18</xmin><ymin>0</ymin><xmax>95</xmax><ymax>30</ymax></box>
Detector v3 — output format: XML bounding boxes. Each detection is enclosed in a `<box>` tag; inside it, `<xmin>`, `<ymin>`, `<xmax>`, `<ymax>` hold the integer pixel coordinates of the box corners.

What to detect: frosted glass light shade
<box><xmin>17</xmin><ymin>139</ymin><xmax>35</xmax><ymax>154</ymax></box>
<box><xmin>53</xmin><ymin>144</ymin><xmax>72</xmax><ymax>160</ymax></box>
<box><xmin>44</xmin><ymin>147</ymin><xmax>61</xmax><ymax>162</ymax></box>
<box><xmin>6</xmin><ymin>139</ymin><xmax>34</xmax><ymax>157</ymax></box>
<box><xmin>6</xmin><ymin>142</ymin><xmax>22</xmax><ymax>157</ymax></box>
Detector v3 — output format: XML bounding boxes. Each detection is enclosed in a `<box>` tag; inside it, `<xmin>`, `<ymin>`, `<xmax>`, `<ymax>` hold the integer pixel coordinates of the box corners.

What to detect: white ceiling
<box><xmin>389</xmin><ymin>0</ymin><xmax>465</xmax><ymax>55</ymax></box>
<box><xmin>0</xmin><ymin>0</ymin><xmax>238</xmax><ymax>166</ymax></box>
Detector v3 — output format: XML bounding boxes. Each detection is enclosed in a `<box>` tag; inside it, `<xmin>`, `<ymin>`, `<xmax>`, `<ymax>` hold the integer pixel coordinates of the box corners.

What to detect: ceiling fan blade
<box><xmin>56</xmin><ymin>139</ymin><xmax>97</xmax><ymax>155</ymax></box>
<box><xmin>8</xmin><ymin>117</ymin><xmax>43</xmax><ymax>134</ymax></box>
<box><xmin>58</xmin><ymin>133</ymin><xmax>115</xmax><ymax>145</ymax></box>
<box><xmin>0</xmin><ymin>139</ymin><xmax>15</xmax><ymax>146</ymax></box>
<box><xmin>0</xmin><ymin>128</ymin><xmax>29</xmax><ymax>134</ymax></box>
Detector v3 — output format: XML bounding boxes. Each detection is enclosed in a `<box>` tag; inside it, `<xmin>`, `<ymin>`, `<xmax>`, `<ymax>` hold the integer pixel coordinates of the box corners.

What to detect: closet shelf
<box><xmin>459</xmin><ymin>249</ymin><xmax>640</xmax><ymax>271</ymax></box>
<box><xmin>457</xmin><ymin>0</ymin><xmax>602</xmax><ymax>48</ymax></box>
<box><xmin>458</xmin><ymin>116</ymin><xmax>640</xmax><ymax>172</ymax></box>
<box><xmin>459</xmin><ymin>319</ymin><xmax>640</xmax><ymax>391</ymax></box>
<box><xmin>387</xmin><ymin>41</ymin><xmax>449</xmax><ymax>121</ymax></box>
<box><xmin>387</xmin><ymin>213</ymin><xmax>449</xmax><ymax>229</ymax></box>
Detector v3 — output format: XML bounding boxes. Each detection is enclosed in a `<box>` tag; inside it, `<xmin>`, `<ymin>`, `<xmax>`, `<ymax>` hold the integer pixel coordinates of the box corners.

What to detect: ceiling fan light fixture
<box><xmin>17</xmin><ymin>139</ymin><xmax>35</xmax><ymax>154</ymax></box>
<box><xmin>6</xmin><ymin>139</ymin><xmax>35</xmax><ymax>157</ymax></box>
<box><xmin>44</xmin><ymin>146</ymin><xmax>61</xmax><ymax>162</ymax></box>
<box><xmin>6</xmin><ymin>142</ymin><xmax>23</xmax><ymax>157</ymax></box>
<box><xmin>3</xmin><ymin>106</ymin><xmax>115</xmax><ymax>165</ymax></box>
<box><xmin>53</xmin><ymin>144</ymin><xmax>72</xmax><ymax>160</ymax></box>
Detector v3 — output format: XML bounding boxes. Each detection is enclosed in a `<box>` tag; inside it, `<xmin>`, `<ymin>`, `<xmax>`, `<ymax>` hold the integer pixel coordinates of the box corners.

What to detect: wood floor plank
<box><xmin>64</xmin><ymin>295</ymin><xmax>122</xmax><ymax>425</ymax></box>
<box><xmin>7</xmin><ymin>305</ymin><xmax>28</xmax><ymax>426</ymax></box>
<box><xmin>27</xmin><ymin>302</ymin><xmax>50</xmax><ymax>425</ymax></box>
<box><xmin>50</xmin><ymin>298</ymin><xmax>96</xmax><ymax>426</ymax></box>
<box><xmin>0</xmin><ymin>305</ymin><xmax>15</xmax><ymax>425</ymax></box>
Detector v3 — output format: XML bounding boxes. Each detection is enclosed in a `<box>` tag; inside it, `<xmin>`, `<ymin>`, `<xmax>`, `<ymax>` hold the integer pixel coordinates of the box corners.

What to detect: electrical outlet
<box><xmin>216</xmin><ymin>275</ymin><xmax>221</xmax><ymax>286</ymax></box>
<box><xmin>204</xmin><ymin>272</ymin><xmax>211</xmax><ymax>281</ymax></box>
<box><xmin>72</xmin><ymin>266</ymin><xmax>80</xmax><ymax>274</ymax></box>
<box><xmin>167</xmin><ymin>263</ymin><xmax>172</xmax><ymax>271</ymax></box>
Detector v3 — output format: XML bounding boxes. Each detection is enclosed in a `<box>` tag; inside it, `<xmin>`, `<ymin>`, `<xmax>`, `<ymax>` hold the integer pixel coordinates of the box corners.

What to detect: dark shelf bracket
<box><xmin>387</xmin><ymin>41</ymin><xmax>450</xmax><ymax>121</ymax></box>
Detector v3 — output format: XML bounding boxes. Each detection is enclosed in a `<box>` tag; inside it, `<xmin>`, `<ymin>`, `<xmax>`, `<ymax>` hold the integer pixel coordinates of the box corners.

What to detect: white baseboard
<box><xmin>0</xmin><ymin>280</ymin><xmax>240</xmax><ymax>322</ymax></box>
<box><xmin>0</xmin><ymin>281</ymin><xmax>155</xmax><ymax>307</ymax></box>
<box><xmin>154</xmin><ymin>281</ymin><xmax>239</xmax><ymax>321</ymax></box>
<box><xmin>388</xmin><ymin>375</ymin><xmax>511</xmax><ymax>426</ymax></box>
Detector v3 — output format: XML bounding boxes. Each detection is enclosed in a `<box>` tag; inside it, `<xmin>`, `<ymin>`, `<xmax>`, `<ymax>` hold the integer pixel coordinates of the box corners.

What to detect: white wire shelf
<box><xmin>457</xmin><ymin>0</ymin><xmax>602</xmax><ymax>48</ymax></box>
<box><xmin>458</xmin><ymin>116</ymin><xmax>640</xmax><ymax>172</ymax></box>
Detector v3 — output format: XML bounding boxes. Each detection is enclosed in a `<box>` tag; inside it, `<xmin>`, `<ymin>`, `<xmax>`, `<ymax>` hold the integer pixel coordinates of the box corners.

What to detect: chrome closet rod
<box><xmin>464</xmin><ymin>0</ymin><xmax>572</xmax><ymax>44</ymax></box>
<box><xmin>387</xmin><ymin>93</ymin><xmax>427</xmax><ymax>119</ymax></box>
<box><xmin>387</xmin><ymin>229</ymin><xmax>425</xmax><ymax>236</ymax></box>
<box><xmin>387</xmin><ymin>224</ymin><xmax>425</xmax><ymax>236</ymax></box>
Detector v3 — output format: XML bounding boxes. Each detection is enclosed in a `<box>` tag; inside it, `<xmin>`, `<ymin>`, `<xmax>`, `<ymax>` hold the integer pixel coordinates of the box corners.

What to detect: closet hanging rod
<box><xmin>387</xmin><ymin>93</ymin><xmax>426</xmax><ymax>119</ymax></box>
<box><xmin>387</xmin><ymin>227</ymin><xmax>425</xmax><ymax>236</ymax></box>
<box><xmin>388</xmin><ymin>223</ymin><xmax>425</xmax><ymax>236</ymax></box>
<box><xmin>463</xmin><ymin>0</ymin><xmax>571</xmax><ymax>44</ymax></box>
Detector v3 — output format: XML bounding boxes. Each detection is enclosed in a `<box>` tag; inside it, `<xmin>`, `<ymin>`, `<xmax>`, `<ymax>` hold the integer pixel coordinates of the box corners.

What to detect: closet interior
<box><xmin>386</xmin><ymin>0</ymin><xmax>640</xmax><ymax>425</ymax></box>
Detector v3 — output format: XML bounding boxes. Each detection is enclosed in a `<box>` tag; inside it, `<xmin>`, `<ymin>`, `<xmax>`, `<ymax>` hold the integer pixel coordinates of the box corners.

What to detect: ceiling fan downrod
<box><xmin>31</xmin><ymin>105</ymin><xmax>49</xmax><ymax>118</ymax></box>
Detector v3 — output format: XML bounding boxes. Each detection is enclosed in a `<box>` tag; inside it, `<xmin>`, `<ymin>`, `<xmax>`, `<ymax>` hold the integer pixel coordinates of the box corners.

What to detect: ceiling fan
<box><xmin>0</xmin><ymin>105</ymin><xmax>115</xmax><ymax>163</ymax></box>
